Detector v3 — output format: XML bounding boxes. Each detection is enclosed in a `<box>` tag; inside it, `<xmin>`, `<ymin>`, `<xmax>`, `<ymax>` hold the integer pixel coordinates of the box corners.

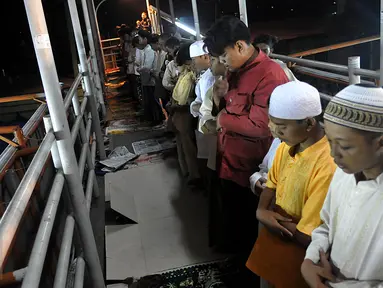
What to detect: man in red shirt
<box><xmin>203</xmin><ymin>16</ymin><xmax>289</xmax><ymax>261</ymax></box>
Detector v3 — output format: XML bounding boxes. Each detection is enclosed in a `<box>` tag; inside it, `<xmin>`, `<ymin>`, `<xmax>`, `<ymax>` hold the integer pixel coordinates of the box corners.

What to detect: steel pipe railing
<box><xmin>74</xmin><ymin>256</ymin><xmax>86</xmax><ymax>288</ymax></box>
<box><xmin>271</xmin><ymin>53</ymin><xmax>349</xmax><ymax>74</ymax></box>
<box><xmin>293</xmin><ymin>66</ymin><xmax>375</xmax><ymax>85</ymax></box>
<box><xmin>53</xmin><ymin>215</ymin><xmax>75</xmax><ymax>288</ymax></box>
<box><xmin>64</xmin><ymin>73</ymin><xmax>82</xmax><ymax>110</ymax></box>
<box><xmin>24</xmin><ymin>0</ymin><xmax>104</xmax><ymax>286</ymax></box>
<box><xmin>70</xmin><ymin>97</ymin><xmax>88</xmax><ymax>143</ymax></box>
<box><xmin>0</xmin><ymin>104</ymin><xmax>47</xmax><ymax>176</ymax></box>
<box><xmin>21</xmin><ymin>172</ymin><xmax>65</xmax><ymax>288</ymax></box>
<box><xmin>0</xmin><ymin>130</ymin><xmax>55</xmax><ymax>268</ymax></box>
<box><xmin>319</xmin><ymin>93</ymin><xmax>334</xmax><ymax>101</ymax></box>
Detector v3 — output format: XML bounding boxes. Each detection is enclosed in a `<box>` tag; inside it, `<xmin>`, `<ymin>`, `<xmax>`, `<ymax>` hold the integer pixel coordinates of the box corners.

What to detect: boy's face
<box><xmin>159</xmin><ymin>38</ymin><xmax>167</xmax><ymax>51</ymax></box>
<box><xmin>268</xmin><ymin>115</ymin><xmax>312</xmax><ymax>147</ymax></box>
<box><xmin>139</xmin><ymin>36</ymin><xmax>147</xmax><ymax>46</ymax></box>
<box><xmin>210</xmin><ymin>56</ymin><xmax>226</xmax><ymax>76</ymax></box>
<box><xmin>218</xmin><ymin>40</ymin><xmax>250</xmax><ymax>72</ymax></box>
<box><xmin>151</xmin><ymin>43</ymin><xmax>160</xmax><ymax>51</ymax></box>
<box><xmin>255</xmin><ymin>43</ymin><xmax>272</xmax><ymax>56</ymax></box>
<box><xmin>192</xmin><ymin>55</ymin><xmax>210</xmax><ymax>73</ymax></box>
<box><xmin>324</xmin><ymin>120</ymin><xmax>383</xmax><ymax>174</ymax></box>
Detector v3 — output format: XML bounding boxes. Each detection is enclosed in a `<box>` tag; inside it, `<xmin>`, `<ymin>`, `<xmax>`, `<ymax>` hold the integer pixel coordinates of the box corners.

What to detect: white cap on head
<box><xmin>189</xmin><ymin>40</ymin><xmax>208</xmax><ymax>58</ymax></box>
<box><xmin>269</xmin><ymin>81</ymin><xmax>322</xmax><ymax>120</ymax></box>
<box><xmin>324</xmin><ymin>84</ymin><xmax>383</xmax><ymax>133</ymax></box>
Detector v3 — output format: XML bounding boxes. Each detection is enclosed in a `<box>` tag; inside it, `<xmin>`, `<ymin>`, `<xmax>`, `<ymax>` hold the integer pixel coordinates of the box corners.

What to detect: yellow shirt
<box><xmin>266</xmin><ymin>136</ymin><xmax>336</xmax><ymax>235</ymax></box>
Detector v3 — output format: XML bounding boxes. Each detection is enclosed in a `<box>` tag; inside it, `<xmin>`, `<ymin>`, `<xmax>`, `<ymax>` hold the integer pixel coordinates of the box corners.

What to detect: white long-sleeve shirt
<box><xmin>190</xmin><ymin>69</ymin><xmax>215</xmax><ymax>118</ymax></box>
<box><xmin>140</xmin><ymin>44</ymin><xmax>156</xmax><ymax>86</ymax></box>
<box><xmin>249</xmin><ymin>138</ymin><xmax>281</xmax><ymax>193</ymax></box>
<box><xmin>305</xmin><ymin>168</ymin><xmax>383</xmax><ymax>288</ymax></box>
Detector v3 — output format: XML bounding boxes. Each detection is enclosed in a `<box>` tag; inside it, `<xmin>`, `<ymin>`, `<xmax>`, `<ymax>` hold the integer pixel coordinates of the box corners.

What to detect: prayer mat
<box><xmin>108</xmin><ymin>259</ymin><xmax>240</xmax><ymax>288</ymax></box>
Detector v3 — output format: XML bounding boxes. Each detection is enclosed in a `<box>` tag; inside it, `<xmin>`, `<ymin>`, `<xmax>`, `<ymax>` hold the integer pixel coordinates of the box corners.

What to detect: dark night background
<box><xmin>0</xmin><ymin>0</ymin><xmax>380</xmax><ymax>97</ymax></box>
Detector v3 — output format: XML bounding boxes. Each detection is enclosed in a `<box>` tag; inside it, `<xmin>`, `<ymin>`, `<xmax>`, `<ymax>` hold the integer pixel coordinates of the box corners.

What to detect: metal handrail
<box><xmin>0</xmin><ymin>130</ymin><xmax>55</xmax><ymax>268</ymax></box>
<box><xmin>271</xmin><ymin>53</ymin><xmax>349</xmax><ymax>74</ymax></box>
<box><xmin>289</xmin><ymin>35</ymin><xmax>380</xmax><ymax>58</ymax></box>
<box><xmin>101</xmin><ymin>37</ymin><xmax>120</xmax><ymax>43</ymax></box>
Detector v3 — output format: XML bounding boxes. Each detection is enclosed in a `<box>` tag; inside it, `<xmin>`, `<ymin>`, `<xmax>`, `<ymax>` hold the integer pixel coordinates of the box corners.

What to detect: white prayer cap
<box><xmin>189</xmin><ymin>40</ymin><xmax>208</xmax><ymax>58</ymax></box>
<box><xmin>324</xmin><ymin>84</ymin><xmax>383</xmax><ymax>133</ymax></box>
<box><xmin>269</xmin><ymin>81</ymin><xmax>322</xmax><ymax>120</ymax></box>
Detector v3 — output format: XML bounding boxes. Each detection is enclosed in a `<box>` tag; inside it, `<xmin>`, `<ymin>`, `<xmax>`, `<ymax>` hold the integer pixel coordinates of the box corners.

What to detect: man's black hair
<box><xmin>165</xmin><ymin>37</ymin><xmax>180</xmax><ymax>50</ymax></box>
<box><xmin>203</xmin><ymin>16</ymin><xmax>251</xmax><ymax>56</ymax></box>
<box><xmin>159</xmin><ymin>33</ymin><xmax>171</xmax><ymax>41</ymax></box>
<box><xmin>175</xmin><ymin>43</ymin><xmax>192</xmax><ymax>66</ymax></box>
<box><xmin>132</xmin><ymin>36</ymin><xmax>140</xmax><ymax>48</ymax></box>
<box><xmin>151</xmin><ymin>34</ymin><xmax>160</xmax><ymax>44</ymax></box>
<box><xmin>137</xmin><ymin>30</ymin><xmax>152</xmax><ymax>42</ymax></box>
<box><xmin>253</xmin><ymin>34</ymin><xmax>279</xmax><ymax>50</ymax></box>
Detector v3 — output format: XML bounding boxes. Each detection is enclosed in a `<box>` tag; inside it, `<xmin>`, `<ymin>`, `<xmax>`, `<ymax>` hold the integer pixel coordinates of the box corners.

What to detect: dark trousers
<box><xmin>127</xmin><ymin>74</ymin><xmax>138</xmax><ymax>101</ymax></box>
<box><xmin>142</xmin><ymin>85</ymin><xmax>163</xmax><ymax>123</ymax></box>
<box><xmin>210</xmin><ymin>178</ymin><xmax>259</xmax><ymax>263</ymax></box>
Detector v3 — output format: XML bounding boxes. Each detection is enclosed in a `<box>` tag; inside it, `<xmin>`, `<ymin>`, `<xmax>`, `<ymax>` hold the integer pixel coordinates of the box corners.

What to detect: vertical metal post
<box><xmin>380</xmin><ymin>0</ymin><xmax>383</xmax><ymax>85</ymax></box>
<box><xmin>80</xmin><ymin>0</ymin><xmax>106</xmax><ymax>117</ymax></box>
<box><xmin>67</xmin><ymin>0</ymin><xmax>106</xmax><ymax>160</ymax></box>
<box><xmin>86</xmin><ymin>0</ymin><xmax>106</xmax><ymax>85</ymax></box>
<box><xmin>156</xmin><ymin>0</ymin><xmax>163</xmax><ymax>33</ymax></box>
<box><xmin>238</xmin><ymin>0</ymin><xmax>248</xmax><ymax>26</ymax></box>
<box><xmin>22</xmin><ymin>0</ymin><xmax>105</xmax><ymax>287</ymax></box>
<box><xmin>169</xmin><ymin>0</ymin><xmax>175</xmax><ymax>24</ymax></box>
<box><xmin>191</xmin><ymin>0</ymin><xmax>201</xmax><ymax>40</ymax></box>
<box><xmin>348</xmin><ymin>56</ymin><xmax>361</xmax><ymax>85</ymax></box>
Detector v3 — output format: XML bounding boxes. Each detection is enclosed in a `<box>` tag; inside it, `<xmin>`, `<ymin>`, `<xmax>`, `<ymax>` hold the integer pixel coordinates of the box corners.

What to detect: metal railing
<box><xmin>0</xmin><ymin>0</ymin><xmax>107</xmax><ymax>286</ymax></box>
<box><xmin>101</xmin><ymin>37</ymin><xmax>121</xmax><ymax>73</ymax></box>
<box><xmin>271</xmin><ymin>50</ymin><xmax>381</xmax><ymax>100</ymax></box>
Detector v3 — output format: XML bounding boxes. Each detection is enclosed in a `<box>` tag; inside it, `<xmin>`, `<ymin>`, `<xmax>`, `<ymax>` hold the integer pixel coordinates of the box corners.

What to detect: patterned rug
<box><xmin>108</xmin><ymin>260</ymin><xmax>240</xmax><ymax>288</ymax></box>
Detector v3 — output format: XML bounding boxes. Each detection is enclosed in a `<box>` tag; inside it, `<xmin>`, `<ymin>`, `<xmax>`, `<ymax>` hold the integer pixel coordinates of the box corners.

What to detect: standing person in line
<box><xmin>132</xmin><ymin>36</ymin><xmax>143</xmax><ymax>105</ymax></box>
<box><xmin>189</xmin><ymin>40</ymin><xmax>216</xmax><ymax>184</ymax></box>
<box><xmin>203</xmin><ymin>16</ymin><xmax>289</xmax><ymax>261</ymax></box>
<box><xmin>126</xmin><ymin>28</ymin><xmax>139</xmax><ymax>101</ymax></box>
<box><xmin>137</xmin><ymin>30</ymin><xmax>162</xmax><ymax>125</ymax></box>
<box><xmin>253</xmin><ymin>34</ymin><xmax>297</xmax><ymax>81</ymax></box>
<box><xmin>199</xmin><ymin>55</ymin><xmax>228</xmax><ymax>248</ymax></box>
<box><xmin>168</xmin><ymin>23</ymin><xmax>182</xmax><ymax>40</ymax></box>
<box><xmin>153</xmin><ymin>33</ymin><xmax>171</xmax><ymax>119</ymax></box>
<box><xmin>249</xmin><ymin>126</ymin><xmax>281</xmax><ymax>194</ymax></box>
<box><xmin>169</xmin><ymin>44</ymin><xmax>201</xmax><ymax>186</ymax></box>
<box><xmin>301</xmin><ymin>84</ymin><xmax>383</xmax><ymax>288</ymax></box>
<box><xmin>246</xmin><ymin>81</ymin><xmax>336</xmax><ymax>288</ymax></box>
<box><xmin>162</xmin><ymin>37</ymin><xmax>181</xmax><ymax>93</ymax></box>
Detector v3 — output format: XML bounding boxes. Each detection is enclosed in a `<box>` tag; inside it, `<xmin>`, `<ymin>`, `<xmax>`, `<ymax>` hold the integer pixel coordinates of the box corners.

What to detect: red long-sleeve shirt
<box><xmin>217</xmin><ymin>50</ymin><xmax>289</xmax><ymax>187</ymax></box>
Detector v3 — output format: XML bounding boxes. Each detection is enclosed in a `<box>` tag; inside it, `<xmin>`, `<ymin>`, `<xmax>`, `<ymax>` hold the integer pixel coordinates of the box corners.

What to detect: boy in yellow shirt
<box><xmin>247</xmin><ymin>81</ymin><xmax>337</xmax><ymax>288</ymax></box>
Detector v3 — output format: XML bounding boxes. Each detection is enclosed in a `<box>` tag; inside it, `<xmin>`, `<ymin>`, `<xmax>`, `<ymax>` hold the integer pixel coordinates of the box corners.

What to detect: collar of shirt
<box><xmin>353</xmin><ymin>170</ymin><xmax>383</xmax><ymax>187</ymax></box>
<box><xmin>287</xmin><ymin>136</ymin><xmax>329</xmax><ymax>160</ymax></box>
<box><xmin>228</xmin><ymin>48</ymin><xmax>267</xmax><ymax>88</ymax></box>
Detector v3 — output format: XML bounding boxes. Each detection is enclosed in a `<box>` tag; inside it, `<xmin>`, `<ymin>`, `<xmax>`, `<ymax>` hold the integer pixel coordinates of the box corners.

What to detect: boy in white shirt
<box><xmin>302</xmin><ymin>84</ymin><xmax>383</xmax><ymax>288</ymax></box>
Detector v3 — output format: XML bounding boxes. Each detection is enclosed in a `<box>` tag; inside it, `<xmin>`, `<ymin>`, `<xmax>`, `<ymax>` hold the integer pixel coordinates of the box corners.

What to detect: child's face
<box><xmin>192</xmin><ymin>55</ymin><xmax>210</xmax><ymax>73</ymax></box>
<box><xmin>268</xmin><ymin>115</ymin><xmax>312</xmax><ymax>148</ymax></box>
<box><xmin>210</xmin><ymin>56</ymin><xmax>226</xmax><ymax>76</ymax></box>
<box><xmin>325</xmin><ymin>120</ymin><xmax>383</xmax><ymax>175</ymax></box>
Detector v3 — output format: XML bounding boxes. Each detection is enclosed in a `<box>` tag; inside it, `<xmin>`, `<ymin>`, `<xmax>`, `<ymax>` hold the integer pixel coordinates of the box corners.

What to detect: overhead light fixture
<box><xmin>175</xmin><ymin>21</ymin><xmax>204</xmax><ymax>38</ymax></box>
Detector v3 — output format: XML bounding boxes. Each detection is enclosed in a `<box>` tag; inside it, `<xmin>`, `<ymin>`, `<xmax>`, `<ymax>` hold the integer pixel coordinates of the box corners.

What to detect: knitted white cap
<box><xmin>189</xmin><ymin>40</ymin><xmax>208</xmax><ymax>58</ymax></box>
<box><xmin>324</xmin><ymin>84</ymin><xmax>383</xmax><ymax>132</ymax></box>
<box><xmin>269</xmin><ymin>81</ymin><xmax>322</xmax><ymax>120</ymax></box>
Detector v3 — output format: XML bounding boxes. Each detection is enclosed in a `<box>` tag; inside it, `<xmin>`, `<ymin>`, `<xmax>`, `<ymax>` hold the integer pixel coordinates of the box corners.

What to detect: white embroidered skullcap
<box><xmin>189</xmin><ymin>40</ymin><xmax>208</xmax><ymax>58</ymax></box>
<box><xmin>269</xmin><ymin>81</ymin><xmax>322</xmax><ymax>120</ymax></box>
<box><xmin>324</xmin><ymin>84</ymin><xmax>383</xmax><ymax>133</ymax></box>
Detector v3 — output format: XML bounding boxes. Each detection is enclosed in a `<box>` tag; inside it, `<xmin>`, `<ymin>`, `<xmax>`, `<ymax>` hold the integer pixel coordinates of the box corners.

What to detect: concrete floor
<box><xmin>105</xmin><ymin>131</ymin><xmax>224</xmax><ymax>281</ymax></box>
